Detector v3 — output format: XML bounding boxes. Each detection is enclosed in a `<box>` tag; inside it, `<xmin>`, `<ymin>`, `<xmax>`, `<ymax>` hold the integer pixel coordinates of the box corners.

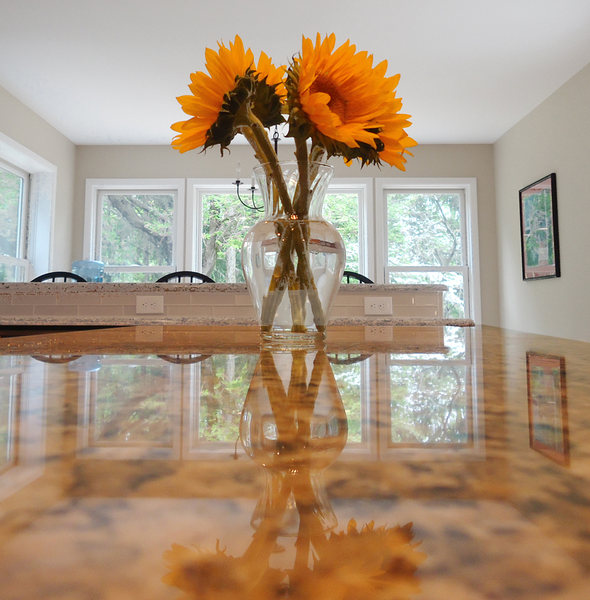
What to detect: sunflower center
<box><xmin>311</xmin><ymin>76</ymin><xmax>348</xmax><ymax>121</ymax></box>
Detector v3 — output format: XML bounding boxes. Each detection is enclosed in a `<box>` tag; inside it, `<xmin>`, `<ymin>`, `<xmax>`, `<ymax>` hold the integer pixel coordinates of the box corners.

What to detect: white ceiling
<box><xmin>1</xmin><ymin>0</ymin><xmax>590</xmax><ymax>146</ymax></box>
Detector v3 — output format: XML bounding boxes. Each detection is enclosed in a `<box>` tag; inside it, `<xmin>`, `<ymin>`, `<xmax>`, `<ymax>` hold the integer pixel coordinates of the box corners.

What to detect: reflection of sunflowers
<box><xmin>163</xmin><ymin>519</ymin><xmax>425</xmax><ymax>600</ymax></box>
<box><xmin>163</xmin><ymin>349</ymin><xmax>426</xmax><ymax>598</ymax></box>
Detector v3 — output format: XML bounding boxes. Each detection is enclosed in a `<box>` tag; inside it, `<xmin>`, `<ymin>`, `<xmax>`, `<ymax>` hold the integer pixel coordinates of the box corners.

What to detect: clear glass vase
<box><xmin>241</xmin><ymin>162</ymin><xmax>346</xmax><ymax>348</ymax></box>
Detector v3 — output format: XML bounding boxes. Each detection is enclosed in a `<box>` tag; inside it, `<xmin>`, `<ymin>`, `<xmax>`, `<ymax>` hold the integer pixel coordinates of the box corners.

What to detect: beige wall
<box><xmin>494</xmin><ymin>61</ymin><xmax>590</xmax><ymax>342</ymax></box>
<box><xmin>0</xmin><ymin>85</ymin><xmax>76</xmax><ymax>270</ymax></box>
<box><xmin>75</xmin><ymin>143</ymin><xmax>499</xmax><ymax>325</ymax></box>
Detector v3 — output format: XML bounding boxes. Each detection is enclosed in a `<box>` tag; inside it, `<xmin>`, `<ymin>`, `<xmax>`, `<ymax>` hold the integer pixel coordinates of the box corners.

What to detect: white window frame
<box><xmin>0</xmin><ymin>132</ymin><xmax>57</xmax><ymax>280</ymax></box>
<box><xmin>375</xmin><ymin>178</ymin><xmax>481</xmax><ymax>322</ymax></box>
<box><xmin>84</xmin><ymin>178</ymin><xmax>186</xmax><ymax>278</ymax></box>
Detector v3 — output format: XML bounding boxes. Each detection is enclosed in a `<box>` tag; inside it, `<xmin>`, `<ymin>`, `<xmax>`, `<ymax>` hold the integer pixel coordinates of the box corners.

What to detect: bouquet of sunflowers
<box><xmin>172</xmin><ymin>34</ymin><xmax>415</xmax><ymax>336</ymax></box>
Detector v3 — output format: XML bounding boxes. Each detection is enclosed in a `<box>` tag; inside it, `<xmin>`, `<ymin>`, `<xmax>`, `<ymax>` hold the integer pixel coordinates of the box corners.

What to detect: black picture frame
<box><xmin>519</xmin><ymin>173</ymin><xmax>561</xmax><ymax>280</ymax></box>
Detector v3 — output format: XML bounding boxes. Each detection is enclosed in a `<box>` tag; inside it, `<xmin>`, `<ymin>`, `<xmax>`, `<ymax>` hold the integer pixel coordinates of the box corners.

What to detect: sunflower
<box><xmin>172</xmin><ymin>35</ymin><xmax>285</xmax><ymax>154</ymax></box>
<box><xmin>287</xmin><ymin>34</ymin><xmax>417</xmax><ymax>169</ymax></box>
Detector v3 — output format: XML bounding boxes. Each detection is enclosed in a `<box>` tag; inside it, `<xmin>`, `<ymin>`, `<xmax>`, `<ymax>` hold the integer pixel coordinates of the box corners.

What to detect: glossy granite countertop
<box><xmin>1</xmin><ymin>324</ymin><xmax>590</xmax><ymax>599</ymax></box>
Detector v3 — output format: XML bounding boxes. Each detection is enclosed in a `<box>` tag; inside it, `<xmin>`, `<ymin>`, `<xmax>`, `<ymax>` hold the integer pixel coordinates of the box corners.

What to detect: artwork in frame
<box><xmin>519</xmin><ymin>173</ymin><xmax>561</xmax><ymax>280</ymax></box>
<box><xmin>526</xmin><ymin>352</ymin><xmax>569</xmax><ymax>466</ymax></box>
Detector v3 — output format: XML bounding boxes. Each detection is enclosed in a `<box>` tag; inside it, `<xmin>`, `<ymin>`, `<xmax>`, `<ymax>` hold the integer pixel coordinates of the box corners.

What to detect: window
<box><xmin>189</xmin><ymin>178</ymin><xmax>372</xmax><ymax>282</ymax></box>
<box><xmin>84</xmin><ymin>179</ymin><xmax>185</xmax><ymax>281</ymax></box>
<box><xmin>84</xmin><ymin>176</ymin><xmax>479</xmax><ymax>314</ymax></box>
<box><xmin>376</xmin><ymin>178</ymin><xmax>480</xmax><ymax>320</ymax></box>
<box><xmin>189</xmin><ymin>181</ymin><xmax>263</xmax><ymax>282</ymax></box>
<box><xmin>0</xmin><ymin>160</ymin><xmax>29</xmax><ymax>282</ymax></box>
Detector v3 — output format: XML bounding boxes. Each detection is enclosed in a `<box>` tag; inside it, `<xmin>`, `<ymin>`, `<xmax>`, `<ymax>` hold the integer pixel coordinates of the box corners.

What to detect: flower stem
<box><xmin>293</xmin><ymin>136</ymin><xmax>309</xmax><ymax>217</ymax></box>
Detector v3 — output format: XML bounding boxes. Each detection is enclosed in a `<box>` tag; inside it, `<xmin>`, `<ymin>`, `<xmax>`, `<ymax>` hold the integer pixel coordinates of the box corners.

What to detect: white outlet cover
<box><xmin>364</xmin><ymin>296</ymin><xmax>393</xmax><ymax>315</ymax></box>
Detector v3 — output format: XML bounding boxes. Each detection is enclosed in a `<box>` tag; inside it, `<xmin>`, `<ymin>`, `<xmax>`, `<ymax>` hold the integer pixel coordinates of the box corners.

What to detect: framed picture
<box><xmin>519</xmin><ymin>173</ymin><xmax>560</xmax><ymax>280</ymax></box>
<box><xmin>526</xmin><ymin>352</ymin><xmax>569</xmax><ymax>465</ymax></box>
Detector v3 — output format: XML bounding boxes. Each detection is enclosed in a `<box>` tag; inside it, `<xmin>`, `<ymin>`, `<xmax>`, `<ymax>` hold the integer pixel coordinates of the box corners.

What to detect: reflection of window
<box><xmin>380</xmin><ymin>327</ymin><xmax>482</xmax><ymax>458</ymax></box>
<box><xmin>0</xmin><ymin>160</ymin><xmax>29</xmax><ymax>282</ymax></box>
<box><xmin>0</xmin><ymin>358</ymin><xmax>20</xmax><ymax>473</ymax></box>
<box><xmin>388</xmin><ymin>364</ymin><xmax>470</xmax><ymax>446</ymax></box>
<box><xmin>78</xmin><ymin>356</ymin><xmax>181</xmax><ymax>458</ymax></box>
<box><xmin>376</xmin><ymin>179</ymin><xmax>480</xmax><ymax>320</ymax></box>
<box><xmin>330</xmin><ymin>357</ymin><xmax>372</xmax><ymax>453</ymax></box>
<box><xmin>185</xmin><ymin>354</ymin><xmax>258</xmax><ymax>456</ymax></box>
<box><xmin>84</xmin><ymin>179</ymin><xmax>185</xmax><ymax>282</ymax></box>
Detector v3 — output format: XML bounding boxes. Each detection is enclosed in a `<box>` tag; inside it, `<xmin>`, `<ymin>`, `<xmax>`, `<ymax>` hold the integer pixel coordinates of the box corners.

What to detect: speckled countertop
<box><xmin>1</xmin><ymin>324</ymin><xmax>589</xmax><ymax>599</ymax></box>
<box><xmin>0</xmin><ymin>282</ymin><xmax>448</xmax><ymax>293</ymax></box>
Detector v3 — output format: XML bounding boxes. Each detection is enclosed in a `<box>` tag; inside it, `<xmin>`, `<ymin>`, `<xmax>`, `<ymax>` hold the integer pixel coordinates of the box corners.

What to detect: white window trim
<box><xmin>0</xmin><ymin>132</ymin><xmax>57</xmax><ymax>279</ymax></box>
<box><xmin>375</xmin><ymin>177</ymin><xmax>481</xmax><ymax>322</ymax></box>
<box><xmin>84</xmin><ymin>178</ymin><xmax>186</xmax><ymax>272</ymax></box>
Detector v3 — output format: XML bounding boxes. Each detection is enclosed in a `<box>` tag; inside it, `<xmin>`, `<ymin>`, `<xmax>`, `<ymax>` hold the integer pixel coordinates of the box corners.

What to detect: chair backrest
<box><xmin>156</xmin><ymin>271</ymin><xmax>215</xmax><ymax>283</ymax></box>
<box><xmin>31</xmin><ymin>271</ymin><xmax>87</xmax><ymax>282</ymax></box>
<box><xmin>342</xmin><ymin>271</ymin><xmax>374</xmax><ymax>284</ymax></box>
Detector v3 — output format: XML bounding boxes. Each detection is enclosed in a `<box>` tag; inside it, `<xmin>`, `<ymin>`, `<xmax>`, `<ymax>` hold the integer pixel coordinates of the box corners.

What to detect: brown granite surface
<box><xmin>1</xmin><ymin>324</ymin><xmax>590</xmax><ymax>599</ymax></box>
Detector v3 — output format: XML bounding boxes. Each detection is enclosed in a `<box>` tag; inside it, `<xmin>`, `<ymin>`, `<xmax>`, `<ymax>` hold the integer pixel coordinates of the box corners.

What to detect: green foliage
<box><xmin>387</xmin><ymin>193</ymin><xmax>462</xmax><ymax>266</ymax></box>
<box><xmin>201</xmin><ymin>193</ymin><xmax>262</xmax><ymax>282</ymax></box>
<box><xmin>331</xmin><ymin>362</ymin><xmax>363</xmax><ymax>443</ymax></box>
<box><xmin>101</xmin><ymin>194</ymin><xmax>174</xmax><ymax>269</ymax></box>
<box><xmin>93</xmin><ymin>359</ymin><xmax>174</xmax><ymax>445</ymax></box>
<box><xmin>0</xmin><ymin>167</ymin><xmax>24</xmax><ymax>258</ymax></box>
<box><xmin>323</xmin><ymin>193</ymin><xmax>360</xmax><ymax>273</ymax></box>
<box><xmin>522</xmin><ymin>190</ymin><xmax>554</xmax><ymax>267</ymax></box>
<box><xmin>198</xmin><ymin>354</ymin><xmax>258</xmax><ymax>442</ymax></box>
<box><xmin>387</xmin><ymin>193</ymin><xmax>465</xmax><ymax>318</ymax></box>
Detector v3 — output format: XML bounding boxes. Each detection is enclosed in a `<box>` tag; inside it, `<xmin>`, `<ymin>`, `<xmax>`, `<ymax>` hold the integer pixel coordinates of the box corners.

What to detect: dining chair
<box><xmin>156</xmin><ymin>271</ymin><xmax>215</xmax><ymax>283</ymax></box>
<box><xmin>31</xmin><ymin>271</ymin><xmax>87</xmax><ymax>282</ymax></box>
<box><xmin>342</xmin><ymin>271</ymin><xmax>374</xmax><ymax>284</ymax></box>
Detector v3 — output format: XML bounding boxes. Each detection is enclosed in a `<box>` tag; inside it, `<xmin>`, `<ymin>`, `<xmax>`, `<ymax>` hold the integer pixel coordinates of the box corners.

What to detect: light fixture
<box><xmin>233</xmin><ymin>126</ymin><xmax>281</xmax><ymax>211</ymax></box>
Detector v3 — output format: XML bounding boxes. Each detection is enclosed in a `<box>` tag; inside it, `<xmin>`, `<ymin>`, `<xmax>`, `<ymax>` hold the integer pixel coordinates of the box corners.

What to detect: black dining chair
<box><xmin>342</xmin><ymin>271</ymin><xmax>374</xmax><ymax>284</ymax></box>
<box><xmin>31</xmin><ymin>271</ymin><xmax>87</xmax><ymax>282</ymax></box>
<box><xmin>156</xmin><ymin>271</ymin><xmax>215</xmax><ymax>283</ymax></box>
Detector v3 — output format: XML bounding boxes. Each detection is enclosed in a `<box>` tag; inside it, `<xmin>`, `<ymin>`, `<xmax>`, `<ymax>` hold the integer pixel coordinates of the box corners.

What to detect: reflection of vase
<box><xmin>241</xmin><ymin>162</ymin><xmax>346</xmax><ymax>348</ymax></box>
<box><xmin>240</xmin><ymin>349</ymin><xmax>348</xmax><ymax>534</ymax></box>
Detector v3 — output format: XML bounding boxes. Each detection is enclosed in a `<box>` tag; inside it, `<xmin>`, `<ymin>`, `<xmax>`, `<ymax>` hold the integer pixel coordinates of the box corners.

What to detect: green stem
<box><xmin>293</xmin><ymin>136</ymin><xmax>310</xmax><ymax>218</ymax></box>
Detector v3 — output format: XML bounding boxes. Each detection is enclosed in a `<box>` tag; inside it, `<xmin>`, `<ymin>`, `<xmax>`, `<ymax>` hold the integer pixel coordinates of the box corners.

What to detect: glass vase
<box><xmin>241</xmin><ymin>161</ymin><xmax>346</xmax><ymax>348</ymax></box>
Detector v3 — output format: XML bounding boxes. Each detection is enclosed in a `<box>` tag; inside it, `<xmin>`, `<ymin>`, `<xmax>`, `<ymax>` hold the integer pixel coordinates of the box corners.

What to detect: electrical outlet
<box><xmin>364</xmin><ymin>326</ymin><xmax>393</xmax><ymax>341</ymax></box>
<box><xmin>364</xmin><ymin>296</ymin><xmax>393</xmax><ymax>315</ymax></box>
<box><xmin>136</xmin><ymin>295</ymin><xmax>164</xmax><ymax>314</ymax></box>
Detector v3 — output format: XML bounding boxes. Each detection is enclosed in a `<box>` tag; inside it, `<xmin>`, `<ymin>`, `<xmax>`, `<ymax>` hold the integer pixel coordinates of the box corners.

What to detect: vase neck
<box><xmin>253</xmin><ymin>161</ymin><xmax>334</xmax><ymax>219</ymax></box>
